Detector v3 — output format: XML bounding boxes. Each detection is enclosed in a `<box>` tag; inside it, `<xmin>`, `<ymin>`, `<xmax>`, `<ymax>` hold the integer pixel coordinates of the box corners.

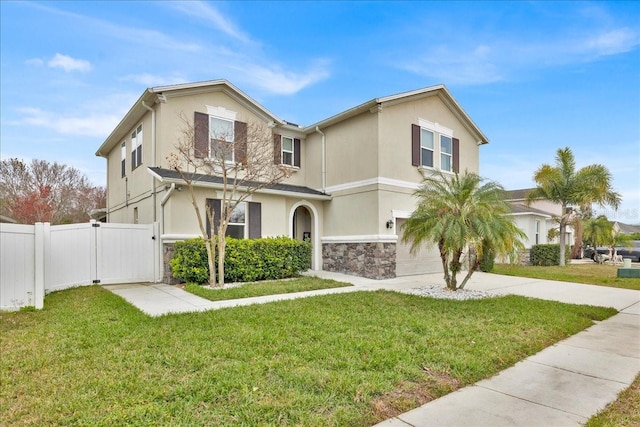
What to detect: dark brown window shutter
<box><xmin>273</xmin><ymin>133</ymin><xmax>281</xmax><ymax>164</ymax></box>
<box><xmin>294</xmin><ymin>138</ymin><xmax>301</xmax><ymax>167</ymax></box>
<box><xmin>452</xmin><ymin>137</ymin><xmax>460</xmax><ymax>173</ymax></box>
<box><xmin>411</xmin><ymin>124</ymin><xmax>420</xmax><ymax>166</ymax></box>
<box><xmin>206</xmin><ymin>198</ymin><xmax>221</xmax><ymax>237</ymax></box>
<box><xmin>234</xmin><ymin>121</ymin><xmax>247</xmax><ymax>165</ymax></box>
<box><xmin>248</xmin><ymin>202</ymin><xmax>261</xmax><ymax>239</ymax></box>
<box><xmin>194</xmin><ymin>112</ymin><xmax>209</xmax><ymax>159</ymax></box>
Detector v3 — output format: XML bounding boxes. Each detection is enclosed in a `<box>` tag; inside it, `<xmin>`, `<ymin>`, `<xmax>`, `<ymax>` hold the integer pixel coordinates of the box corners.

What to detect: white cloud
<box><xmin>14</xmin><ymin>107</ymin><xmax>121</xmax><ymax>138</ymax></box>
<box><xmin>400</xmin><ymin>26</ymin><xmax>639</xmax><ymax>85</ymax></box>
<box><xmin>169</xmin><ymin>1</ymin><xmax>252</xmax><ymax>44</ymax></box>
<box><xmin>233</xmin><ymin>60</ymin><xmax>331</xmax><ymax>95</ymax></box>
<box><xmin>582</xmin><ymin>28</ymin><xmax>638</xmax><ymax>57</ymax></box>
<box><xmin>120</xmin><ymin>73</ymin><xmax>189</xmax><ymax>88</ymax></box>
<box><xmin>47</xmin><ymin>53</ymin><xmax>92</xmax><ymax>72</ymax></box>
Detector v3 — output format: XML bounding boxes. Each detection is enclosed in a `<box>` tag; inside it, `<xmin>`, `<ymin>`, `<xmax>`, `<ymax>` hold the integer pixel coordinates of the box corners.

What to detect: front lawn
<box><xmin>185</xmin><ymin>277</ymin><xmax>350</xmax><ymax>301</ymax></box>
<box><xmin>586</xmin><ymin>373</ymin><xmax>640</xmax><ymax>426</ymax></box>
<box><xmin>1</xmin><ymin>285</ymin><xmax>615</xmax><ymax>426</ymax></box>
<box><xmin>493</xmin><ymin>263</ymin><xmax>640</xmax><ymax>290</ymax></box>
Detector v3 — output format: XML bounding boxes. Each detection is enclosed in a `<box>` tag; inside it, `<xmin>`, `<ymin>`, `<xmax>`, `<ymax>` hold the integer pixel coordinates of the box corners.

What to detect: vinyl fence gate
<box><xmin>1</xmin><ymin>221</ymin><xmax>160</xmax><ymax>310</ymax></box>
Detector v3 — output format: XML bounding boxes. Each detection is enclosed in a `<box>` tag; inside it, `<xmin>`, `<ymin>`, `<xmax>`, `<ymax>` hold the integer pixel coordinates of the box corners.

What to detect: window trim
<box><xmin>226</xmin><ymin>201</ymin><xmax>246</xmax><ymax>239</ymax></box>
<box><xmin>281</xmin><ymin>136</ymin><xmax>294</xmax><ymax>166</ymax></box>
<box><xmin>120</xmin><ymin>141</ymin><xmax>126</xmax><ymax>177</ymax></box>
<box><xmin>440</xmin><ymin>134</ymin><xmax>453</xmax><ymax>172</ymax></box>
<box><xmin>420</xmin><ymin>128</ymin><xmax>435</xmax><ymax>168</ymax></box>
<box><xmin>209</xmin><ymin>115</ymin><xmax>235</xmax><ymax>163</ymax></box>
<box><xmin>131</xmin><ymin>124</ymin><xmax>143</xmax><ymax>170</ymax></box>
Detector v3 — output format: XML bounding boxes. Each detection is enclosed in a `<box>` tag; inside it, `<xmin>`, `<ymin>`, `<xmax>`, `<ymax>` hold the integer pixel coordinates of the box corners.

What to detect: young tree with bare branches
<box><xmin>167</xmin><ymin>113</ymin><xmax>291</xmax><ymax>286</ymax></box>
<box><xmin>0</xmin><ymin>158</ymin><xmax>105</xmax><ymax>224</ymax></box>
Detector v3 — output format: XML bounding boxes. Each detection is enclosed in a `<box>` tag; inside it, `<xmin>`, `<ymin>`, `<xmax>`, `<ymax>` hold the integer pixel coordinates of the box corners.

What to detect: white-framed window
<box><xmin>420</xmin><ymin>128</ymin><xmax>434</xmax><ymax>168</ymax></box>
<box><xmin>131</xmin><ymin>124</ymin><xmax>143</xmax><ymax>170</ymax></box>
<box><xmin>282</xmin><ymin>136</ymin><xmax>294</xmax><ymax>166</ymax></box>
<box><xmin>226</xmin><ymin>202</ymin><xmax>246</xmax><ymax>239</ymax></box>
<box><xmin>209</xmin><ymin>116</ymin><xmax>234</xmax><ymax>162</ymax></box>
<box><xmin>535</xmin><ymin>220</ymin><xmax>540</xmax><ymax>245</ymax></box>
<box><xmin>120</xmin><ymin>141</ymin><xmax>126</xmax><ymax>177</ymax></box>
<box><xmin>440</xmin><ymin>135</ymin><xmax>452</xmax><ymax>172</ymax></box>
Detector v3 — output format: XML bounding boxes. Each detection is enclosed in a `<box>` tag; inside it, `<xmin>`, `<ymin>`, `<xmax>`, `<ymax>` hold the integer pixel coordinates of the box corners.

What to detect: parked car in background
<box><xmin>583</xmin><ymin>241</ymin><xmax>640</xmax><ymax>262</ymax></box>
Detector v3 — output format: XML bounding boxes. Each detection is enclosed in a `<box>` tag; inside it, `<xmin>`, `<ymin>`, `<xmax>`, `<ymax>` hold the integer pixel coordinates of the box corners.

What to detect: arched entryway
<box><xmin>289</xmin><ymin>201</ymin><xmax>320</xmax><ymax>270</ymax></box>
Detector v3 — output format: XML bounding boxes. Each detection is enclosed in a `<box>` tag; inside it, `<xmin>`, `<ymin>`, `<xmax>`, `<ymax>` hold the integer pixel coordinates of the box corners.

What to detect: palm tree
<box><xmin>402</xmin><ymin>171</ymin><xmax>525</xmax><ymax>291</ymax></box>
<box><xmin>583</xmin><ymin>215</ymin><xmax>613</xmax><ymax>248</ymax></box>
<box><xmin>527</xmin><ymin>147</ymin><xmax>621</xmax><ymax>266</ymax></box>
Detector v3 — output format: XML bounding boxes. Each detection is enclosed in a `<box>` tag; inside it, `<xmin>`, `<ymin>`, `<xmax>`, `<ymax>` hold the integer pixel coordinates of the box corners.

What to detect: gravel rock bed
<box><xmin>400</xmin><ymin>285</ymin><xmax>496</xmax><ymax>301</ymax></box>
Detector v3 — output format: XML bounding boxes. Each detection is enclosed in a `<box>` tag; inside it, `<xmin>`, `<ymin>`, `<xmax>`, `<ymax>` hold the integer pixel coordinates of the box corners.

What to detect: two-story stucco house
<box><xmin>96</xmin><ymin>80</ymin><xmax>488</xmax><ymax>281</ymax></box>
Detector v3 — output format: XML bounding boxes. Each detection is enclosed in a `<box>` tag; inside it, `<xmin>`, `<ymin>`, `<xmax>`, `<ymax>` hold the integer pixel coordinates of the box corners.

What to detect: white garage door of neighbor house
<box><xmin>395</xmin><ymin>219</ymin><xmax>443</xmax><ymax>276</ymax></box>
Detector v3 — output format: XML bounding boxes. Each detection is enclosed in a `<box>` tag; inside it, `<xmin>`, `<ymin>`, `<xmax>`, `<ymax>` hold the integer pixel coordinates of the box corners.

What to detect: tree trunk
<box><xmin>439</xmin><ymin>240</ymin><xmax>453</xmax><ymax>290</ymax></box>
<box><xmin>570</xmin><ymin>215</ymin><xmax>583</xmax><ymax>259</ymax></box>
<box><xmin>217</xmin><ymin>234</ymin><xmax>226</xmax><ymax>286</ymax></box>
<box><xmin>205</xmin><ymin>237</ymin><xmax>216</xmax><ymax>286</ymax></box>
<box><xmin>558</xmin><ymin>211</ymin><xmax>567</xmax><ymax>267</ymax></box>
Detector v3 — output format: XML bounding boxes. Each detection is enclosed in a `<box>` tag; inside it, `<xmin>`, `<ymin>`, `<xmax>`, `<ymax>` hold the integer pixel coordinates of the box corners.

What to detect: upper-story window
<box><xmin>412</xmin><ymin>120</ymin><xmax>458</xmax><ymax>174</ymax></box>
<box><xmin>420</xmin><ymin>129</ymin><xmax>434</xmax><ymax>168</ymax></box>
<box><xmin>194</xmin><ymin>108</ymin><xmax>247</xmax><ymax>164</ymax></box>
<box><xmin>131</xmin><ymin>124</ymin><xmax>143</xmax><ymax>170</ymax></box>
<box><xmin>440</xmin><ymin>135</ymin><xmax>452</xmax><ymax>172</ymax></box>
<box><xmin>282</xmin><ymin>136</ymin><xmax>294</xmax><ymax>166</ymax></box>
<box><xmin>120</xmin><ymin>141</ymin><xmax>126</xmax><ymax>177</ymax></box>
<box><xmin>273</xmin><ymin>133</ymin><xmax>301</xmax><ymax>168</ymax></box>
<box><xmin>209</xmin><ymin>116</ymin><xmax>235</xmax><ymax>162</ymax></box>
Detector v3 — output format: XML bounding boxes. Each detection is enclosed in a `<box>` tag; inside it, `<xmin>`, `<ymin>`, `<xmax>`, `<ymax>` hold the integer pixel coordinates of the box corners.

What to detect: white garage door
<box><xmin>395</xmin><ymin>219</ymin><xmax>443</xmax><ymax>276</ymax></box>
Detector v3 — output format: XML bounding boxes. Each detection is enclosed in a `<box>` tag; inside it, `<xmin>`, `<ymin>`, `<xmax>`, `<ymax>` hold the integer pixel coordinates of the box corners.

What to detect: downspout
<box><xmin>315</xmin><ymin>126</ymin><xmax>326</xmax><ymax>192</ymax></box>
<box><xmin>141</xmin><ymin>101</ymin><xmax>156</xmax><ymax>222</ymax></box>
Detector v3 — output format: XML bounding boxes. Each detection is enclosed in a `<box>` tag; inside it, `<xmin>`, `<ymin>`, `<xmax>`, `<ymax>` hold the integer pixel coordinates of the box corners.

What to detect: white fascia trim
<box><xmin>507</xmin><ymin>212</ymin><xmax>553</xmax><ymax>219</ymax></box>
<box><xmin>324</xmin><ymin>177</ymin><xmax>420</xmax><ymax>194</ymax></box>
<box><xmin>321</xmin><ymin>234</ymin><xmax>398</xmax><ymax>244</ymax></box>
<box><xmin>149</xmin><ymin>170</ymin><xmax>331</xmax><ymax>201</ymax></box>
<box><xmin>391</xmin><ymin>210</ymin><xmax>413</xmax><ymax>219</ymax></box>
<box><xmin>418</xmin><ymin>118</ymin><xmax>453</xmax><ymax>136</ymax></box>
<box><xmin>161</xmin><ymin>234</ymin><xmax>200</xmax><ymax>243</ymax></box>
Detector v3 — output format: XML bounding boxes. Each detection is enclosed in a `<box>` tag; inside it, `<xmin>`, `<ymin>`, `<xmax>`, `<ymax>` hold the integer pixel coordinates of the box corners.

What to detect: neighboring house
<box><xmin>612</xmin><ymin>221</ymin><xmax>640</xmax><ymax>235</ymax></box>
<box><xmin>96</xmin><ymin>80</ymin><xmax>488</xmax><ymax>281</ymax></box>
<box><xmin>504</xmin><ymin>188</ymin><xmax>574</xmax><ymax>249</ymax></box>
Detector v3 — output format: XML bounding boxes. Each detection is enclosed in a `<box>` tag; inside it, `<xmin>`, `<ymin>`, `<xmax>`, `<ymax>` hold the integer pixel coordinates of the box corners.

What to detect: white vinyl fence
<box><xmin>1</xmin><ymin>221</ymin><xmax>160</xmax><ymax>311</ymax></box>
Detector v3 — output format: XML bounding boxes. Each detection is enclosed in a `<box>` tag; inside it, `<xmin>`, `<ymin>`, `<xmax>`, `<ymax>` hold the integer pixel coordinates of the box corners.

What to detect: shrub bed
<box><xmin>170</xmin><ymin>236</ymin><xmax>311</xmax><ymax>284</ymax></box>
<box><xmin>530</xmin><ymin>244</ymin><xmax>570</xmax><ymax>266</ymax></box>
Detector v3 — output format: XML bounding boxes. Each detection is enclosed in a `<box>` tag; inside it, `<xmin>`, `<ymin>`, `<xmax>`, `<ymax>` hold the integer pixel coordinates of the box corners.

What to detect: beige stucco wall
<box><xmin>106</xmin><ymin>110</ymin><xmax>157</xmax><ymax>225</ymax></box>
<box><xmin>320</xmin><ymin>111</ymin><xmax>380</xmax><ymax>188</ymax></box>
<box><xmin>318</xmin><ymin>92</ymin><xmax>481</xmax><ymax>239</ymax></box>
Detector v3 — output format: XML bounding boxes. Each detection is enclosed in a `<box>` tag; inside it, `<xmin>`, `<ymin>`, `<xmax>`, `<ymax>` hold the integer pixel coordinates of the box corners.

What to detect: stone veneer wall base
<box><xmin>322</xmin><ymin>242</ymin><xmax>396</xmax><ymax>280</ymax></box>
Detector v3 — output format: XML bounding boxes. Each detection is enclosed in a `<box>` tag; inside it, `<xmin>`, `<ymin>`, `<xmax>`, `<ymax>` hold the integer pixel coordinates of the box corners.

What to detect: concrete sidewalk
<box><xmin>104</xmin><ymin>271</ymin><xmax>640</xmax><ymax>426</ymax></box>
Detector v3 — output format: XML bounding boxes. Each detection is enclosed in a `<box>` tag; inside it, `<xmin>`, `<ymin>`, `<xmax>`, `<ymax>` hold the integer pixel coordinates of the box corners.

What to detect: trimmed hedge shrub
<box><xmin>170</xmin><ymin>236</ymin><xmax>312</xmax><ymax>284</ymax></box>
<box><xmin>170</xmin><ymin>238</ymin><xmax>211</xmax><ymax>284</ymax></box>
<box><xmin>530</xmin><ymin>244</ymin><xmax>570</xmax><ymax>266</ymax></box>
<box><xmin>478</xmin><ymin>240</ymin><xmax>495</xmax><ymax>272</ymax></box>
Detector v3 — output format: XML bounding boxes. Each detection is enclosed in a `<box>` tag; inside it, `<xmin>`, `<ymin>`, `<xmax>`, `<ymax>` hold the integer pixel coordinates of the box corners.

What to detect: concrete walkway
<box><xmin>104</xmin><ymin>271</ymin><xmax>640</xmax><ymax>426</ymax></box>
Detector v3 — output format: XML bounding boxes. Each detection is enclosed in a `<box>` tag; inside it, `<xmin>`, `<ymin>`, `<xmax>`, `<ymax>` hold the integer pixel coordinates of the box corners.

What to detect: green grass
<box><xmin>493</xmin><ymin>263</ymin><xmax>640</xmax><ymax>290</ymax></box>
<box><xmin>586</xmin><ymin>373</ymin><xmax>640</xmax><ymax>427</ymax></box>
<box><xmin>1</xmin><ymin>284</ymin><xmax>616</xmax><ymax>426</ymax></box>
<box><xmin>185</xmin><ymin>277</ymin><xmax>351</xmax><ymax>301</ymax></box>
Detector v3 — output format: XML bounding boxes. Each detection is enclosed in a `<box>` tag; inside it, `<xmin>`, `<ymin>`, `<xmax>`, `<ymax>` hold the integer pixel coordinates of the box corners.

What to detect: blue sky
<box><xmin>1</xmin><ymin>1</ymin><xmax>639</xmax><ymax>223</ymax></box>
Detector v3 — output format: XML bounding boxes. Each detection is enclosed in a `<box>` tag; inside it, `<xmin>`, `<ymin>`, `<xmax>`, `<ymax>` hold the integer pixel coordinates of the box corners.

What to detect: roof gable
<box><xmin>96</xmin><ymin>80</ymin><xmax>285</xmax><ymax>158</ymax></box>
<box><xmin>303</xmin><ymin>85</ymin><xmax>489</xmax><ymax>145</ymax></box>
